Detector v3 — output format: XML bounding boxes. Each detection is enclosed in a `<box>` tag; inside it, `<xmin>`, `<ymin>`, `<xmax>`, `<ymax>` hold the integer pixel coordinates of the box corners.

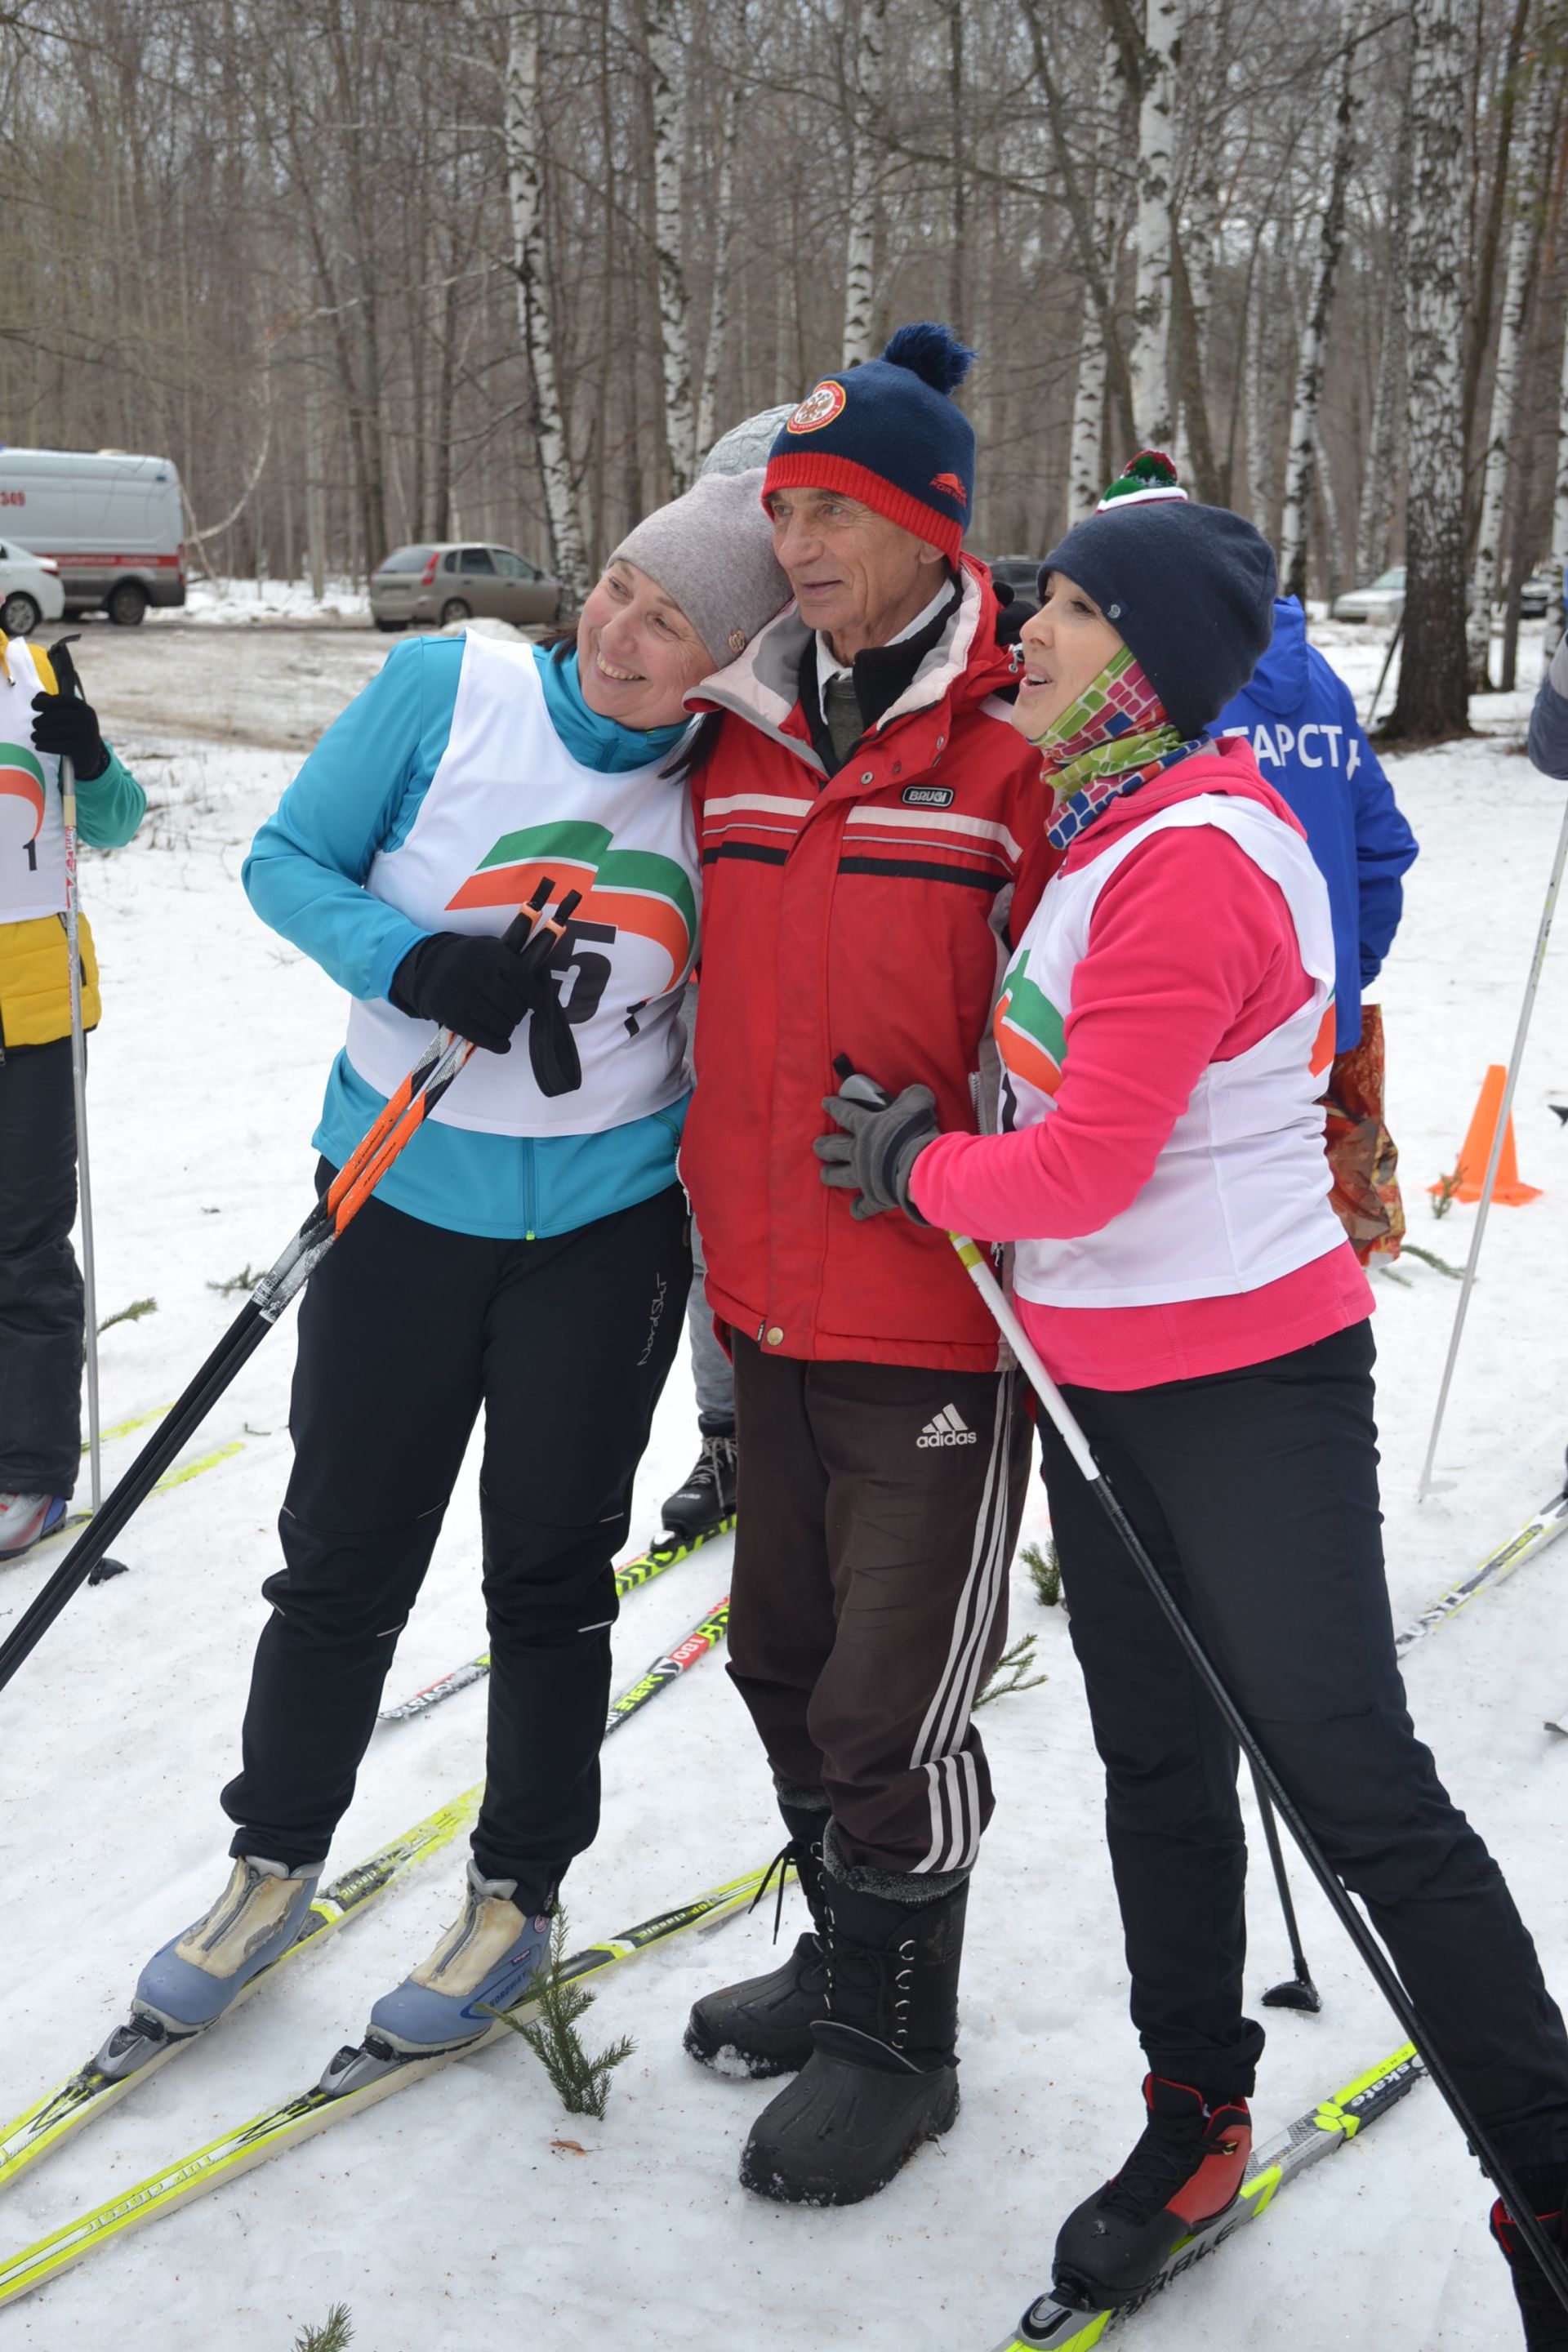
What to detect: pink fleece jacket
<box><xmin>908</xmin><ymin>742</ymin><xmax>1373</xmax><ymax>1390</ymax></box>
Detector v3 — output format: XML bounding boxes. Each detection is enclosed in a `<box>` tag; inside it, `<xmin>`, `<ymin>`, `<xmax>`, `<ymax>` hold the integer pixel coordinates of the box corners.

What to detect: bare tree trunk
<box><xmin>946</xmin><ymin>0</ymin><xmax>967</xmax><ymax>338</ymax></box>
<box><xmin>1129</xmin><ymin>0</ymin><xmax>1180</xmax><ymax>446</ymax></box>
<box><xmin>1388</xmin><ymin>0</ymin><xmax>1472</xmax><ymax>742</ymax></box>
<box><xmin>843</xmin><ymin>0</ymin><xmax>887</xmax><ymax>366</ymax></box>
<box><xmin>1546</xmin><ymin>279</ymin><xmax>1568</xmax><ymax>662</ymax></box>
<box><xmin>646</xmin><ymin>0</ymin><xmax>696</xmax><ymax>492</ymax></box>
<box><xmin>1245</xmin><ymin>225</ymin><xmax>1276</xmax><ymax>529</ymax></box>
<box><xmin>1280</xmin><ymin>0</ymin><xmax>1367</xmax><ymax>604</ymax></box>
<box><xmin>506</xmin><ymin>6</ymin><xmax>590</xmax><ymax>606</ymax></box>
<box><xmin>1470</xmin><ymin>58</ymin><xmax>1551</xmax><ymax>683</ymax></box>
<box><xmin>1019</xmin><ymin>0</ymin><xmax>1136</xmax><ymax>452</ymax></box>
<box><xmin>1067</xmin><ymin>26</ymin><xmax>1127</xmax><ymax>520</ymax></box>
<box><xmin>1356</xmin><ymin>105</ymin><xmax>1411</xmax><ymax>581</ymax></box>
<box><xmin>696</xmin><ymin>12</ymin><xmax>746</xmax><ymax>460</ymax></box>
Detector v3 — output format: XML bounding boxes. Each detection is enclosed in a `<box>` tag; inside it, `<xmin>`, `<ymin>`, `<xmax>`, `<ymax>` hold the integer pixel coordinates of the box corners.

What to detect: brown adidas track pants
<box><xmin>726</xmin><ymin>1333</ymin><xmax>1033</xmax><ymax>1878</ymax></box>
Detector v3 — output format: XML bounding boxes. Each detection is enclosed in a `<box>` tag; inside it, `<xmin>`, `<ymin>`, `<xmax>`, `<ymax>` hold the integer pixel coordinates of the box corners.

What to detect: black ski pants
<box><xmin>221</xmin><ymin>1172</ymin><xmax>690</xmax><ymax>1911</ymax></box>
<box><xmin>0</xmin><ymin>1036</ymin><xmax>82</xmax><ymax>1497</ymax></box>
<box><xmin>728</xmin><ymin>1333</ymin><xmax>1032</xmax><ymax>1878</ymax></box>
<box><xmin>1040</xmin><ymin>1318</ymin><xmax>1568</xmax><ymax>2168</ymax></box>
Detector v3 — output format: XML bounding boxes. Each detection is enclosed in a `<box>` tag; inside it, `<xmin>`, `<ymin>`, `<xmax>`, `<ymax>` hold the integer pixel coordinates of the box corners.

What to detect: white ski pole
<box><xmin>60</xmin><ymin>751</ymin><xmax>104</xmax><ymax>1515</ymax></box>
<box><xmin>1417</xmin><ymin>787</ymin><xmax>1568</xmax><ymax>1500</ymax></box>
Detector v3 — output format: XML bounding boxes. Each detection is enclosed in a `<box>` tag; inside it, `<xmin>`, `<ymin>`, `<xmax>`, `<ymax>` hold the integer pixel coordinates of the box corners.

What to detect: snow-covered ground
<box><xmin>5</xmin><ymin>619</ymin><xmax>1568</xmax><ymax>2348</ymax></box>
<box><xmin>180</xmin><ymin>575</ymin><xmax>371</xmax><ymax>627</ymax></box>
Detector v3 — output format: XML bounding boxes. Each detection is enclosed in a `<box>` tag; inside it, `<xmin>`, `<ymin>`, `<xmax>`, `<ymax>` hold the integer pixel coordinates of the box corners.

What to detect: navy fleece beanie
<box><xmin>1040</xmin><ymin>501</ymin><xmax>1277</xmax><ymax>740</ymax></box>
<box><xmin>764</xmin><ymin>323</ymin><xmax>976</xmax><ymax>560</ymax></box>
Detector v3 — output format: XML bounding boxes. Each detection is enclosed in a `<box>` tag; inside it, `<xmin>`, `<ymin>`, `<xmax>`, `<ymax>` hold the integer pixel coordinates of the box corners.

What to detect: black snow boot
<box><xmin>662</xmin><ymin>1417</ymin><xmax>737</xmax><ymax>1539</ymax></box>
<box><xmin>684</xmin><ymin>1803</ymin><xmax>829</xmax><ymax>2077</ymax></box>
<box><xmin>738</xmin><ymin>1866</ymin><xmax>967</xmax><ymax>2207</ymax></box>
<box><xmin>1491</xmin><ymin>2167</ymin><xmax>1568</xmax><ymax>2348</ymax></box>
<box><xmin>1052</xmin><ymin>2074</ymin><xmax>1253</xmax><ymax>2310</ymax></box>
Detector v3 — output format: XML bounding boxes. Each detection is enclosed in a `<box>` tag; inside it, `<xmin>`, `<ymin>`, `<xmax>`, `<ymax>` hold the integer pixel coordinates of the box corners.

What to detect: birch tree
<box><xmin>1356</xmin><ymin>117</ymin><xmax>1411</xmax><ymax>581</ymax></box>
<box><xmin>843</xmin><ymin>0</ymin><xmax>888</xmax><ymax>366</ymax></box>
<box><xmin>1128</xmin><ymin>0</ymin><xmax>1182</xmax><ymax>447</ymax></box>
<box><xmin>1546</xmin><ymin>292</ymin><xmax>1568</xmax><ymax>660</ymax></box>
<box><xmin>506</xmin><ymin>6</ymin><xmax>590</xmax><ymax>606</ymax></box>
<box><xmin>1469</xmin><ymin>56</ymin><xmax>1551</xmax><ymax>684</ymax></box>
<box><xmin>1278</xmin><ymin>0</ymin><xmax>1367</xmax><ymax>603</ymax></box>
<box><xmin>1387</xmin><ymin>0</ymin><xmax>1471</xmax><ymax>741</ymax></box>
<box><xmin>647</xmin><ymin>0</ymin><xmax>697</xmax><ymax>492</ymax></box>
<box><xmin>696</xmin><ymin>9</ymin><xmax>747</xmax><ymax>460</ymax></box>
<box><xmin>1067</xmin><ymin>29</ymin><xmax>1129</xmax><ymax>519</ymax></box>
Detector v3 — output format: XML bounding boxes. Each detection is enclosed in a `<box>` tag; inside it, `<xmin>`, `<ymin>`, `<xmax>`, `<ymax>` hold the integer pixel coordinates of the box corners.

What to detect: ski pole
<box><xmin>1250</xmin><ymin>1768</ymin><xmax>1322</xmax><ymax>2012</ymax></box>
<box><xmin>58</xmin><ymin>751</ymin><xmax>103</xmax><ymax>1517</ymax></box>
<box><xmin>1365</xmin><ymin>610</ymin><xmax>1403</xmax><ymax>731</ymax></box>
<box><xmin>1418</xmin><ymin>785</ymin><xmax>1568</xmax><ymax>1499</ymax></box>
<box><xmin>942</xmin><ymin>1224</ymin><xmax>1568</xmax><ymax>2314</ymax></box>
<box><xmin>0</xmin><ymin>879</ymin><xmax>580</xmax><ymax>1700</ymax></box>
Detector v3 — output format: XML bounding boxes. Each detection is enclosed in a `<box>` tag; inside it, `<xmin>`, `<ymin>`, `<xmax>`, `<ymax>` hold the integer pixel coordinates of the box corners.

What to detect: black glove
<box><xmin>390</xmin><ymin>930</ymin><xmax>581</xmax><ymax>1095</ymax></box>
<box><xmin>814</xmin><ymin>1079</ymin><xmax>941</xmax><ymax>1221</ymax></box>
<box><xmin>30</xmin><ymin>639</ymin><xmax>109</xmax><ymax>780</ymax></box>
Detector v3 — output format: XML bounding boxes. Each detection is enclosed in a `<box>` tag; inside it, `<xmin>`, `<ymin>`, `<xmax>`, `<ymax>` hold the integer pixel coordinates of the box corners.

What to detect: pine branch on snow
<box><xmin>97</xmin><ymin>1295</ymin><xmax>157</xmax><ymax>1334</ymax></box>
<box><xmin>974</xmin><ymin>1633</ymin><xmax>1049</xmax><ymax>1708</ymax></box>
<box><xmin>1022</xmin><ymin>1539</ymin><xmax>1062</xmax><ymax>1608</ymax></box>
<box><xmin>292</xmin><ymin>2306</ymin><xmax>353</xmax><ymax>2351</ymax></box>
<box><xmin>485</xmin><ymin>1910</ymin><xmax>635</xmax><ymax>2119</ymax></box>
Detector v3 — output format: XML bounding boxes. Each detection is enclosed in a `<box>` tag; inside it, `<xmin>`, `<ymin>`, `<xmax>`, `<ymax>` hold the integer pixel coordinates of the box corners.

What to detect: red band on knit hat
<box><xmin>761</xmin><ymin>451</ymin><xmax>964</xmax><ymax>563</ymax></box>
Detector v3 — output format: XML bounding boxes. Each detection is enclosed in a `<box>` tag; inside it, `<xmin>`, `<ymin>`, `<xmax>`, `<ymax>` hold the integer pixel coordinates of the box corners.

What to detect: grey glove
<box><xmin>814</xmin><ymin>1081</ymin><xmax>941</xmax><ymax>1221</ymax></box>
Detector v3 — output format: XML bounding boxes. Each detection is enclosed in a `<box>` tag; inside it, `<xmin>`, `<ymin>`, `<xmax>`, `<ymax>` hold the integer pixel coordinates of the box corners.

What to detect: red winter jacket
<box><xmin>681</xmin><ymin>559</ymin><xmax>1055</xmax><ymax>1371</ymax></box>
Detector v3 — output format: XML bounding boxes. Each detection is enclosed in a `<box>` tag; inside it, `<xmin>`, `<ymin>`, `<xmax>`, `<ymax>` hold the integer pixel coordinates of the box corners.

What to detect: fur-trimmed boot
<box><xmin>684</xmin><ymin>1798</ymin><xmax>830</xmax><ymax>2078</ymax></box>
<box><xmin>738</xmin><ymin>1844</ymin><xmax>966</xmax><ymax>2207</ymax></box>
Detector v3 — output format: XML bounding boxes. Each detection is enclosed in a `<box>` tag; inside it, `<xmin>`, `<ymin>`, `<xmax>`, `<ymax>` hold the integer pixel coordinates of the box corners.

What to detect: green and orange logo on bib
<box><xmin>0</xmin><ymin>742</ymin><xmax>46</xmax><ymax>840</ymax></box>
<box><xmin>448</xmin><ymin>819</ymin><xmax>696</xmax><ymax>992</ymax></box>
<box><xmin>993</xmin><ymin>948</ymin><xmax>1067</xmax><ymax>1097</ymax></box>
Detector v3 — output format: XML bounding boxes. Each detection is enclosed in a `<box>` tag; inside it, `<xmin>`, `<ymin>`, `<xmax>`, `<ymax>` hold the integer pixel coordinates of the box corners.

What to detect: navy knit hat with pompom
<box><xmin>763</xmin><ymin>323</ymin><xmax>976</xmax><ymax>560</ymax></box>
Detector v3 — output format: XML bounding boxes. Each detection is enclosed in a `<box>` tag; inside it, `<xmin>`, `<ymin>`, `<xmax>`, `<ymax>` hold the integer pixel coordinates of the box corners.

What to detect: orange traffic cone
<box><xmin>1429</xmin><ymin>1065</ymin><xmax>1542</xmax><ymax>1205</ymax></box>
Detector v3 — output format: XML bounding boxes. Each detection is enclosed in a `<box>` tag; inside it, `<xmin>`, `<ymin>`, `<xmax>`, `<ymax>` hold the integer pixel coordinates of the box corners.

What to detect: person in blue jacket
<box><xmin>122</xmin><ymin>475</ymin><xmax>787</xmax><ymax>2090</ymax></box>
<box><xmin>1218</xmin><ymin>595</ymin><xmax>1419</xmax><ymax>1260</ymax></box>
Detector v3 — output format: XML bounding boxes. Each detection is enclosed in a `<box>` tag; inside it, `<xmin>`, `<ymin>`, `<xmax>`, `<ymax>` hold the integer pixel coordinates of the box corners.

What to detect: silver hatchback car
<box><xmin>370</xmin><ymin>542</ymin><xmax>564</xmax><ymax>632</ymax></box>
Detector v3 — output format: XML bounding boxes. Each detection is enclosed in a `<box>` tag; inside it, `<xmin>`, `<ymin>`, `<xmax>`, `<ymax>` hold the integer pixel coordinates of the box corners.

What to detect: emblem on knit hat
<box><xmin>930</xmin><ymin>472</ymin><xmax>968</xmax><ymax>507</ymax></box>
<box><xmin>786</xmin><ymin>381</ymin><xmax>848</xmax><ymax>434</ymax></box>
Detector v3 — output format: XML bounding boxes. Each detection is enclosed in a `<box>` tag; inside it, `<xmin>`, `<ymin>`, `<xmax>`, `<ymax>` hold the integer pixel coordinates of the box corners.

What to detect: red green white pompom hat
<box><xmin>1096</xmin><ymin>449</ymin><xmax>1189</xmax><ymax>511</ymax></box>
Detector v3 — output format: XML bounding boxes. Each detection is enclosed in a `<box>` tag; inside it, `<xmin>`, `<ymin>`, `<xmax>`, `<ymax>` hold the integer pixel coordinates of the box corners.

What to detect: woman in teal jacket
<box><xmin>125</xmin><ymin>476</ymin><xmax>786</xmax><ymax>2079</ymax></box>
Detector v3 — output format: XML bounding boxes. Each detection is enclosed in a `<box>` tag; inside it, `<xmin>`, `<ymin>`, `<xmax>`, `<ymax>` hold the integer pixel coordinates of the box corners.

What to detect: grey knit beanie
<box><xmin>610</xmin><ymin>468</ymin><xmax>787</xmax><ymax>668</ymax></box>
<box><xmin>699</xmin><ymin>404</ymin><xmax>795</xmax><ymax>478</ymax></box>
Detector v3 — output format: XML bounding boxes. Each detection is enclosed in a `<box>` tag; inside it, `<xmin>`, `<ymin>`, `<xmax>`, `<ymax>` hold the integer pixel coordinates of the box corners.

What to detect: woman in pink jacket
<box><xmin>817</xmin><ymin>480</ymin><xmax>1568</xmax><ymax>2346</ymax></box>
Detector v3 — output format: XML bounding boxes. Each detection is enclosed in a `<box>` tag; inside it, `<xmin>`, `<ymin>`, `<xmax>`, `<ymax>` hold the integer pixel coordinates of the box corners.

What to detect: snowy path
<box><xmin>4</xmin><ymin>627</ymin><xmax>1568</xmax><ymax>2347</ymax></box>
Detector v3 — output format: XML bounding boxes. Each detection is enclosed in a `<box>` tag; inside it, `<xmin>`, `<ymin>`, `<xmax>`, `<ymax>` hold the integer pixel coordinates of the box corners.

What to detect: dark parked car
<box><xmin>370</xmin><ymin>542</ymin><xmax>564</xmax><ymax>632</ymax></box>
<box><xmin>1519</xmin><ymin>571</ymin><xmax>1559</xmax><ymax>620</ymax></box>
<box><xmin>983</xmin><ymin>555</ymin><xmax>1046</xmax><ymax>602</ymax></box>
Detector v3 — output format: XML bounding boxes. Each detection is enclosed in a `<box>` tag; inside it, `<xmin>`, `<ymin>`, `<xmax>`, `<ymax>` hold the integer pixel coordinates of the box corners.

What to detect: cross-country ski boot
<box><xmin>127</xmin><ymin>1855</ymin><xmax>322</xmax><ymax>2060</ymax></box>
<box><xmin>685</xmin><ymin>1802</ymin><xmax>830</xmax><ymax>2077</ymax></box>
<box><xmin>739</xmin><ymin>1863</ymin><xmax>967</xmax><ymax>2206</ymax></box>
<box><xmin>1052</xmin><ymin>2074</ymin><xmax>1253</xmax><ymax>2309</ymax></box>
<box><xmin>321</xmin><ymin>1862</ymin><xmax>551</xmax><ymax>2099</ymax></box>
<box><xmin>1491</xmin><ymin>2170</ymin><xmax>1568</xmax><ymax>2348</ymax></box>
<box><xmin>0</xmin><ymin>1491</ymin><xmax>67</xmax><ymax>1558</ymax></box>
<box><xmin>662</xmin><ymin>1419</ymin><xmax>737</xmax><ymax>1539</ymax></box>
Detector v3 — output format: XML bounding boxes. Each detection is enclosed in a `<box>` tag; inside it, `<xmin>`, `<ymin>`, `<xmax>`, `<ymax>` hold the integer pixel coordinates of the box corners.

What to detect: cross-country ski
<box><xmin>0</xmin><ymin>1860</ymin><xmax>776</xmax><ymax>2310</ymax></box>
<box><xmin>989</xmin><ymin>2047</ymin><xmax>1424</xmax><ymax>2350</ymax></box>
<box><xmin>377</xmin><ymin>1512</ymin><xmax>734</xmax><ymax>1723</ymax></box>
<box><xmin>13</xmin><ymin>47</ymin><xmax>1568</xmax><ymax>2342</ymax></box>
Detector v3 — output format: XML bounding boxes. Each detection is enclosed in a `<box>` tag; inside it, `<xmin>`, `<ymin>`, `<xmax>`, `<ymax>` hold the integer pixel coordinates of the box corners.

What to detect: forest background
<box><xmin>5</xmin><ymin>0</ymin><xmax>1568</xmax><ymax>740</ymax></box>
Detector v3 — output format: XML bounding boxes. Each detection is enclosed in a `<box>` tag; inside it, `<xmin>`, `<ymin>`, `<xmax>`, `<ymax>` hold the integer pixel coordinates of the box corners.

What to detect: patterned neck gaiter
<box><xmin>1026</xmin><ymin>644</ymin><xmax>1209</xmax><ymax>850</ymax></box>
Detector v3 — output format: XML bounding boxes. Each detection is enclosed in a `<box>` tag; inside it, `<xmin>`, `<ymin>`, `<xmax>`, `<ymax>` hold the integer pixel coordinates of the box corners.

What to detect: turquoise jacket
<box><xmin>242</xmin><ymin>637</ymin><xmax>693</xmax><ymax>1238</ymax></box>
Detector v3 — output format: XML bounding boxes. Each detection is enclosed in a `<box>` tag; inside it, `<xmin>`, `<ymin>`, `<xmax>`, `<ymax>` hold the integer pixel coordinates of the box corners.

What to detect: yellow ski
<box><xmin>0</xmin><ymin>1859</ymin><xmax>773</xmax><ymax>2308</ymax></box>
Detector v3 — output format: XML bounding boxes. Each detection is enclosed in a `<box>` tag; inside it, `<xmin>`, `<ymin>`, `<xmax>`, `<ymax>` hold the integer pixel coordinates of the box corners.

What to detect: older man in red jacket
<box><xmin>678</xmin><ymin>326</ymin><xmax>1053</xmax><ymax>2207</ymax></box>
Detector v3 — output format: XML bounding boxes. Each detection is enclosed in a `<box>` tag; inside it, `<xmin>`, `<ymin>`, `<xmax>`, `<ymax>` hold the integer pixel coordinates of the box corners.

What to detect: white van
<box><xmin>0</xmin><ymin>448</ymin><xmax>185</xmax><ymax>624</ymax></box>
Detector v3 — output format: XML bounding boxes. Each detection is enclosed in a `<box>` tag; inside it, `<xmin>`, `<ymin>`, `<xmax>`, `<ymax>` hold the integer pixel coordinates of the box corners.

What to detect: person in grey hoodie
<box><xmin>1530</xmin><ymin>630</ymin><xmax>1568</xmax><ymax>777</ymax></box>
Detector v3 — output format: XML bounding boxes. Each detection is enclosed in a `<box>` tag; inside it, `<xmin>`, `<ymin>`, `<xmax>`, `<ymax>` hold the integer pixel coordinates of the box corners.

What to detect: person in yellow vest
<box><xmin>0</xmin><ymin>636</ymin><xmax>146</xmax><ymax>1557</ymax></box>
